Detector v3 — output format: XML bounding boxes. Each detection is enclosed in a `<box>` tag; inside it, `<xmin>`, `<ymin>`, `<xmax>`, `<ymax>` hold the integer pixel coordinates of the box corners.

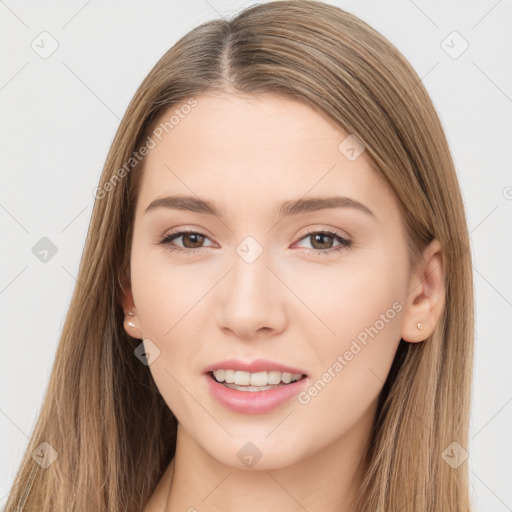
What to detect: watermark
<box><xmin>32</xmin><ymin>236</ymin><xmax>58</xmax><ymax>263</ymax></box>
<box><xmin>31</xmin><ymin>442</ymin><xmax>58</xmax><ymax>468</ymax></box>
<box><xmin>338</xmin><ymin>134</ymin><xmax>365</xmax><ymax>161</ymax></box>
<box><xmin>237</xmin><ymin>441</ymin><xmax>263</xmax><ymax>468</ymax></box>
<box><xmin>31</xmin><ymin>31</ymin><xmax>59</xmax><ymax>59</ymax></box>
<box><xmin>441</xmin><ymin>441</ymin><xmax>468</xmax><ymax>468</ymax></box>
<box><xmin>236</xmin><ymin>235</ymin><xmax>264</xmax><ymax>264</ymax></box>
<box><xmin>134</xmin><ymin>338</ymin><xmax>161</xmax><ymax>365</ymax></box>
<box><xmin>93</xmin><ymin>97</ymin><xmax>198</xmax><ymax>200</ymax></box>
<box><xmin>297</xmin><ymin>300</ymin><xmax>403</xmax><ymax>405</ymax></box>
<box><xmin>440</xmin><ymin>31</ymin><xmax>469</xmax><ymax>60</ymax></box>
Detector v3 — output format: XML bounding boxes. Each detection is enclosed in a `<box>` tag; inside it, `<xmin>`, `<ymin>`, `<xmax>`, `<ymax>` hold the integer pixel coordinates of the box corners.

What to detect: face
<box><xmin>122</xmin><ymin>92</ymin><xmax>428</xmax><ymax>470</ymax></box>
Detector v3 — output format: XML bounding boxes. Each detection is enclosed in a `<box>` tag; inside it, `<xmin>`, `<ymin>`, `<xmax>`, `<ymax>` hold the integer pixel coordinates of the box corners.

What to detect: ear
<box><xmin>401</xmin><ymin>238</ymin><xmax>446</xmax><ymax>343</ymax></box>
<box><xmin>119</xmin><ymin>269</ymin><xmax>143</xmax><ymax>340</ymax></box>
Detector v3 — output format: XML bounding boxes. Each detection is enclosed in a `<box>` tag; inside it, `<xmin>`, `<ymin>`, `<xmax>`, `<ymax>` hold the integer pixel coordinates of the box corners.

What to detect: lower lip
<box><xmin>205</xmin><ymin>373</ymin><xmax>308</xmax><ymax>414</ymax></box>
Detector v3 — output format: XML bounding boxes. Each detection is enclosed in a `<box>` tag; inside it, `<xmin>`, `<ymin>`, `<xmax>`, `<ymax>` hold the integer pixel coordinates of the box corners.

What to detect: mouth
<box><xmin>207</xmin><ymin>369</ymin><xmax>307</xmax><ymax>392</ymax></box>
<box><xmin>204</xmin><ymin>361</ymin><xmax>310</xmax><ymax>414</ymax></box>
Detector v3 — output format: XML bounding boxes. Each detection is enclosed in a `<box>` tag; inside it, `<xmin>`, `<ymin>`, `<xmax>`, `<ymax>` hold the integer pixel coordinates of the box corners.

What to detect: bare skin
<box><xmin>121</xmin><ymin>92</ymin><xmax>445</xmax><ymax>512</ymax></box>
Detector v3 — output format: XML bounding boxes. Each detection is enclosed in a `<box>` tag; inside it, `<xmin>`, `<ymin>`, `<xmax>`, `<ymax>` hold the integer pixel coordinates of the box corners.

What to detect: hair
<box><xmin>6</xmin><ymin>1</ymin><xmax>474</xmax><ymax>510</ymax></box>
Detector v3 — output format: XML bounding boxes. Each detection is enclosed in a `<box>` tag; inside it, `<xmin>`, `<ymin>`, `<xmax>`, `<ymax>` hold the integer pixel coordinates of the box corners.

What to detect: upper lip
<box><xmin>203</xmin><ymin>358</ymin><xmax>308</xmax><ymax>376</ymax></box>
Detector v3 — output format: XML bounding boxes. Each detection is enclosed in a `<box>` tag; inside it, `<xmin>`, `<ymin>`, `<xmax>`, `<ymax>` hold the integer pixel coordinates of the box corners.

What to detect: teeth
<box><xmin>212</xmin><ymin>369</ymin><xmax>303</xmax><ymax>387</ymax></box>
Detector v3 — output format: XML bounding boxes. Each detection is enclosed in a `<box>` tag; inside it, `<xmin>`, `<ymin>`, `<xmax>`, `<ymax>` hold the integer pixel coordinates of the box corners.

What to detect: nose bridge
<box><xmin>217</xmin><ymin>234</ymin><xmax>286</xmax><ymax>337</ymax></box>
<box><xmin>231</xmin><ymin>234</ymin><xmax>273</xmax><ymax>308</ymax></box>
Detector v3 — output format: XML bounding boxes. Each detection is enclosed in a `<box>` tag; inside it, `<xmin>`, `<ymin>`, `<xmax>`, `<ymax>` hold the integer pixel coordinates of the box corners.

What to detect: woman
<box><xmin>6</xmin><ymin>1</ymin><xmax>474</xmax><ymax>510</ymax></box>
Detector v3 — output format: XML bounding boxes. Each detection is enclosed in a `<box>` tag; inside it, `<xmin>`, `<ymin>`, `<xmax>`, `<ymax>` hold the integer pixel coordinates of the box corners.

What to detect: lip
<box><xmin>202</xmin><ymin>358</ymin><xmax>308</xmax><ymax>376</ymax></box>
<box><xmin>205</xmin><ymin>372</ymin><xmax>308</xmax><ymax>414</ymax></box>
<box><xmin>203</xmin><ymin>358</ymin><xmax>309</xmax><ymax>415</ymax></box>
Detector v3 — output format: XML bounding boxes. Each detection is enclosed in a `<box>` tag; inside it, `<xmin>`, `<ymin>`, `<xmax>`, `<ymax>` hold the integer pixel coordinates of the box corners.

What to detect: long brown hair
<box><xmin>6</xmin><ymin>1</ymin><xmax>474</xmax><ymax>510</ymax></box>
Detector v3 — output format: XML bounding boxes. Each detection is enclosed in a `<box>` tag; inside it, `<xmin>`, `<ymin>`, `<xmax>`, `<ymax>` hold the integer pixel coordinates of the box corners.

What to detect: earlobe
<box><xmin>119</xmin><ymin>272</ymin><xmax>143</xmax><ymax>340</ymax></box>
<box><xmin>123</xmin><ymin>314</ymin><xmax>143</xmax><ymax>340</ymax></box>
<box><xmin>401</xmin><ymin>238</ymin><xmax>446</xmax><ymax>343</ymax></box>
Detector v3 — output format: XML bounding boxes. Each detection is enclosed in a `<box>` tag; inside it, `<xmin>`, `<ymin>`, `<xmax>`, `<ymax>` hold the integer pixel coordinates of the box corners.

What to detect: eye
<box><xmin>294</xmin><ymin>229</ymin><xmax>352</xmax><ymax>256</ymax></box>
<box><xmin>158</xmin><ymin>229</ymin><xmax>215</xmax><ymax>254</ymax></box>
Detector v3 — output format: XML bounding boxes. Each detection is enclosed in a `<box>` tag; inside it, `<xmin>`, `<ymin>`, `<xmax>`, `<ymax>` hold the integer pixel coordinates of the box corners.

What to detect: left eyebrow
<box><xmin>144</xmin><ymin>194</ymin><xmax>376</xmax><ymax>219</ymax></box>
<box><xmin>279</xmin><ymin>196</ymin><xmax>375</xmax><ymax>219</ymax></box>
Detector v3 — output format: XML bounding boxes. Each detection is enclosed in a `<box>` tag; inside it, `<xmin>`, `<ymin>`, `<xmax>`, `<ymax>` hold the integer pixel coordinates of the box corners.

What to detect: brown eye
<box><xmin>295</xmin><ymin>229</ymin><xmax>352</xmax><ymax>256</ymax></box>
<box><xmin>159</xmin><ymin>229</ymin><xmax>214</xmax><ymax>254</ymax></box>
<box><xmin>309</xmin><ymin>232</ymin><xmax>335</xmax><ymax>250</ymax></box>
<box><xmin>181</xmin><ymin>232</ymin><xmax>206</xmax><ymax>248</ymax></box>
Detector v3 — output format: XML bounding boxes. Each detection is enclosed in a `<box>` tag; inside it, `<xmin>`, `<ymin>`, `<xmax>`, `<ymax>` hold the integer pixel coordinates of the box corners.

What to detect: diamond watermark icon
<box><xmin>440</xmin><ymin>31</ymin><xmax>469</xmax><ymax>60</ymax></box>
<box><xmin>31</xmin><ymin>442</ymin><xmax>58</xmax><ymax>468</ymax></box>
<box><xmin>441</xmin><ymin>441</ymin><xmax>468</xmax><ymax>468</ymax></box>
<box><xmin>31</xmin><ymin>31</ymin><xmax>59</xmax><ymax>59</ymax></box>
<box><xmin>32</xmin><ymin>237</ymin><xmax>58</xmax><ymax>263</ymax></box>
<box><xmin>236</xmin><ymin>236</ymin><xmax>264</xmax><ymax>264</ymax></box>
<box><xmin>134</xmin><ymin>338</ymin><xmax>161</xmax><ymax>365</ymax></box>
<box><xmin>237</xmin><ymin>442</ymin><xmax>263</xmax><ymax>468</ymax></box>
<box><xmin>338</xmin><ymin>134</ymin><xmax>365</xmax><ymax>161</ymax></box>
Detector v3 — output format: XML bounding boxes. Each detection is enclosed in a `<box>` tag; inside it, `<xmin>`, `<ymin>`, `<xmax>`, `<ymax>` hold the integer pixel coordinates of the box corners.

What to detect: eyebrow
<box><xmin>144</xmin><ymin>194</ymin><xmax>375</xmax><ymax>219</ymax></box>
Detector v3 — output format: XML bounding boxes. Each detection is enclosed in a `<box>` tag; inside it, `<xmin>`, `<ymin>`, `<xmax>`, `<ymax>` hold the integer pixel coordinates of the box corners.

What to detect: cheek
<box><xmin>130</xmin><ymin>243</ymin><xmax>204</xmax><ymax>339</ymax></box>
<box><xmin>129</xmin><ymin>245</ymin><xmax>213</xmax><ymax>408</ymax></box>
<box><xmin>300</xmin><ymin>253</ymin><xmax>405</xmax><ymax>405</ymax></box>
<box><xmin>293</xmin><ymin>251</ymin><xmax>405</xmax><ymax>346</ymax></box>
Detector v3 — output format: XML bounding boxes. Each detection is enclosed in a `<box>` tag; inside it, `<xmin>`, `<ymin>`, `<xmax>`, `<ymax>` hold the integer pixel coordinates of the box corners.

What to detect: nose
<box><xmin>216</xmin><ymin>243</ymin><xmax>287</xmax><ymax>340</ymax></box>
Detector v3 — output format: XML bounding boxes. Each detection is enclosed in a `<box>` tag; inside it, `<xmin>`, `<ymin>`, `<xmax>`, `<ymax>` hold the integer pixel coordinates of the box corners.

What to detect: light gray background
<box><xmin>1</xmin><ymin>1</ymin><xmax>511</xmax><ymax>510</ymax></box>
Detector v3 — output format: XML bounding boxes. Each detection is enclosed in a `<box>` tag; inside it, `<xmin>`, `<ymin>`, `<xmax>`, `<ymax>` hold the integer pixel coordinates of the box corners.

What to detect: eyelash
<box><xmin>158</xmin><ymin>228</ymin><xmax>352</xmax><ymax>256</ymax></box>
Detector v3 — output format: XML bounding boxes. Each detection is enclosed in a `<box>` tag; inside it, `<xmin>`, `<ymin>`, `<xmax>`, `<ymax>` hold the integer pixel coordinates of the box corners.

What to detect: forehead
<box><xmin>136</xmin><ymin>93</ymin><xmax>399</xmax><ymax>222</ymax></box>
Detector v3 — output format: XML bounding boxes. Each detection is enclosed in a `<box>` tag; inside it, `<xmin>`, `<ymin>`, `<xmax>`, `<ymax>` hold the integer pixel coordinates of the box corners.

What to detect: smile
<box><xmin>211</xmin><ymin>369</ymin><xmax>304</xmax><ymax>390</ymax></box>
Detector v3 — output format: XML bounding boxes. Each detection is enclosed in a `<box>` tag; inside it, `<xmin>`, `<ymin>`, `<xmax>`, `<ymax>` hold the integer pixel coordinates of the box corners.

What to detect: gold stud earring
<box><xmin>417</xmin><ymin>322</ymin><xmax>423</xmax><ymax>330</ymax></box>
